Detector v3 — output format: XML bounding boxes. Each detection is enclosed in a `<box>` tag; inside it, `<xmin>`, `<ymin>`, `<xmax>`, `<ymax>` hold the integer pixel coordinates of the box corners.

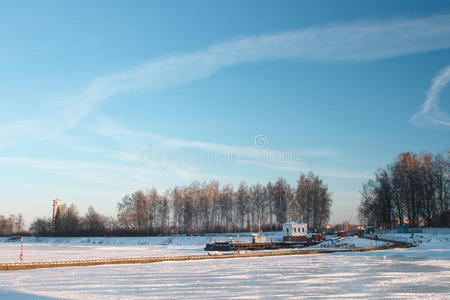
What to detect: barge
<box><xmin>205</xmin><ymin>222</ymin><xmax>325</xmax><ymax>251</ymax></box>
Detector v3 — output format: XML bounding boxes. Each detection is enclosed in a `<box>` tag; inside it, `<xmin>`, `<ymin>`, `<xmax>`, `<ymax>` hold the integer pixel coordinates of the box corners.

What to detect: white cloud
<box><xmin>410</xmin><ymin>65</ymin><xmax>450</xmax><ymax>128</ymax></box>
<box><xmin>83</xmin><ymin>115</ymin><xmax>377</xmax><ymax>180</ymax></box>
<box><xmin>0</xmin><ymin>155</ymin><xmax>172</xmax><ymax>187</ymax></box>
<box><xmin>2</xmin><ymin>14</ymin><xmax>450</xmax><ymax>148</ymax></box>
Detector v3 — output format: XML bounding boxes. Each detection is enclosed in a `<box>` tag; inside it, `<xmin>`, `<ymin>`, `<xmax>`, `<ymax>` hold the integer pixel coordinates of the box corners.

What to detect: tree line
<box><xmin>116</xmin><ymin>173</ymin><xmax>332</xmax><ymax>234</ymax></box>
<box><xmin>0</xmin><ymin>214</ymin><xmax>24</xmax><ymax>236</ymax></box>
<box><xmin>358</xmin><ymin>151</ymin><xmax>449</xmax><ymax>228</ymax></box>
<box><xmin>28</xmin><ymin>172</ymin><xmax>332</xmax><ymax>236</ymax></box>
<box><xmin>29</xmin><ymin>205</ymin><xmax>115</xmax><ymax>236</ymax></box>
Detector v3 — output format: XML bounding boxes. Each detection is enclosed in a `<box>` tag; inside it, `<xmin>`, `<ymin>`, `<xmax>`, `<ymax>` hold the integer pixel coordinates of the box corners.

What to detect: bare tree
<box><xmin>83</xmin><ymin>206</ymin><xmax>106</xmax><ymax>235</ymax></box>
<box><xmin>266</xmin><ymin>182</ymin><xmax>275</xmax><ymax>230</ymax></box>
<box><xmin>273</xmin><ymin>178</ymin><xmax>289</xmax><ymax>226</ymax></box>
<box><xmin>236</xmin><ymin>182</ymin><xmax>248</xmax><ymax>230</ymax></box>
<box><xmin>251</xmin><ymin>183</ymin><xmax>267</xmax><ymax>232</ymax></box>
<box><xmin>30</xmin><ymin>217</ymin><xmax>52</xmax><ymax>235</ymax></box>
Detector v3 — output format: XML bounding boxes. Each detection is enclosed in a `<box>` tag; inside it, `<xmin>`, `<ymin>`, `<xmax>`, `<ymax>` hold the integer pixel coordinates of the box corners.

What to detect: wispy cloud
<box><xmin>0</xmin><ymin>156</ymin><xmax>169</xmax><ymax>187</ymax></box>
<box><xmin>2</xmin><ymin>14</ymin><xmax>450</xmax><ymax>148</ymax></box>
<box><xmin>85</xmin><ymin>115</ymin><xmax>376</xmax><ymax>179</ymax></box>
<box><xmin>410</xmin><ymin>65</ymin><xmax>450</xmax><ymax>128</ymax></box>
<box><xmin>91</xmin><ymin>114</ymin><xmax>334</xmax><ymax>168</ymax></box>
<box><xmin>0</xmin><ymin>153</ymin><xmax>256</xmax><ymax>189</ymax></box>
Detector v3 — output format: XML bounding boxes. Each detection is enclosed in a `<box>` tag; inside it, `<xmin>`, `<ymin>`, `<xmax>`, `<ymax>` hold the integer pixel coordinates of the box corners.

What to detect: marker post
<box><xmin>19</xmin><ymin>236</ymin><xmax>24</xmax><ymax>263</ymax></box>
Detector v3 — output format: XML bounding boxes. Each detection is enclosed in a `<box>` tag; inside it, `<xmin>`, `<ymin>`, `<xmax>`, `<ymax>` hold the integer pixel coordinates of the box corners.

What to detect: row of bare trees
<box><xmin>27</xmin><ymin>172</ymin><xmax>332</xmax><ymax>236</ymax></box>
<box><xmin>359</xmin><ymin>151</ymin><xmax>449</xmax><ymax>228</ymax></box>
<box><xmin>116</xmin><ymin>173</ymin><xmax>332</xmax><ymax>234</ymax></box>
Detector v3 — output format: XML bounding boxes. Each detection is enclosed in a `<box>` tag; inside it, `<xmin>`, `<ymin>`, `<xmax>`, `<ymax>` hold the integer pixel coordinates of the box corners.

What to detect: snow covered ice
<box><xmin>0</xmin><ymin>229</ymin><xmax>449</xmax><ymax>299</ymax></box>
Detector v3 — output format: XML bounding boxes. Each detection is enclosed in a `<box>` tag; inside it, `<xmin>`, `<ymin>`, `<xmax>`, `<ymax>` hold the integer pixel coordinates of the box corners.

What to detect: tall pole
<box><xmin>19</xmin><ymin>236</ymin><xmax>23</xmax><ymax>263</ymax></box>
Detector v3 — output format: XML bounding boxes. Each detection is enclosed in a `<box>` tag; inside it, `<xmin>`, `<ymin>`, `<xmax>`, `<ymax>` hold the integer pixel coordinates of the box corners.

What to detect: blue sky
<box><xmin>1</xmin><ymin>1</ymin><xmax>449</xmax><ymax>225</ymax></box>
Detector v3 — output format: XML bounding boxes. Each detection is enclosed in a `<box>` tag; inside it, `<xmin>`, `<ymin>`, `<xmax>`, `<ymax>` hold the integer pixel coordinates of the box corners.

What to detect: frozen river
<box><xmin>0</xmin><ymin>248</ymin><xmax>449</xmax><ymax>299</ymax></box>
<box><xmin>0</xmin><ymin>231</ymin><xmax>449</xmax><ymax>299</ymax></box>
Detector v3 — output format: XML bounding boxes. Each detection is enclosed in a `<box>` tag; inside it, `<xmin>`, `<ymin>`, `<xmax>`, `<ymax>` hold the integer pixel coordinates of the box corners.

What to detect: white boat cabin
<box><xmin>282</xmin><ymin>222</ymin><xmax>307</xmax><ymax>237</ymax></box>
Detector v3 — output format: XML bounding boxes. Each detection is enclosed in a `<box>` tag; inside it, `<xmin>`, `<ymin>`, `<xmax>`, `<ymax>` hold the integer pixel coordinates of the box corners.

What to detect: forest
<box><xmin>359</xmin><ymin>151</ymin><xmax>449</xmax><ymax>228</ymax></box>
<box><xmin>10</xmin><ymin>172</ymin><xmax>332</xmax><ymax>236</ymax></box>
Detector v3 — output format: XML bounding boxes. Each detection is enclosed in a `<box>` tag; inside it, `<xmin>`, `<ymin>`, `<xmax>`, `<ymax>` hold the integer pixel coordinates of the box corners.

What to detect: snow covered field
<box><xmin>0</xmin><ymin>232</ymin><xmax>284</xmax><ymax>263</ymax></box>
<box><xmin>0</xmin><ymin>229</ymin><xmax>449</xmax><ymax>299</ymax></box>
